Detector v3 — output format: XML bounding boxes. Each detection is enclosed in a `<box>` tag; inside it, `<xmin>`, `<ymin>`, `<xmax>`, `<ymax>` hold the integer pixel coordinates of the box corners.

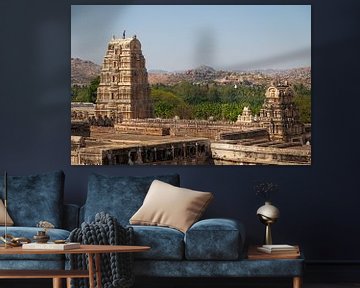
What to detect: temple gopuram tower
<box><xmin>95</xmin><ymin>34</ymin><xmax>153</xmax><ymax>121</ymax></box>
<box><xmin>258</xmin><ymin>81</ymin><xmax>305</xmax><ymax>143</ymax></box>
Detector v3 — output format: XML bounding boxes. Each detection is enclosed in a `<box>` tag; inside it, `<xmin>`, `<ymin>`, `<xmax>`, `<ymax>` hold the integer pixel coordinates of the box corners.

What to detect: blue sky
<box><xmin>71</xmin><ymin>5</ymin><xmax>311</xmax><ymax>71</ymax></box>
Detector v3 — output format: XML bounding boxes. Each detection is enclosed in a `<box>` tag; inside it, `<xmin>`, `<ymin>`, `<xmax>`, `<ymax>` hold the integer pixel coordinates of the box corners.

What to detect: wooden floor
<box><xmin>1</xmin><ymin>279</ymin><xmax>360</xmax><ymax>288</ymax></box>
<box><xmin>306</xmin><ymin>285</ymin><xmax>360</xmax><ymax>288</ymax></box>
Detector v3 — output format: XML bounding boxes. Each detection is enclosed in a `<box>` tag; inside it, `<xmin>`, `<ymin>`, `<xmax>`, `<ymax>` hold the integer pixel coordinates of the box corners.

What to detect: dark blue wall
<box><xmin>0</xmin><ymin>0</ymin><xmax>359</xmax><ymax>264</ymax></box>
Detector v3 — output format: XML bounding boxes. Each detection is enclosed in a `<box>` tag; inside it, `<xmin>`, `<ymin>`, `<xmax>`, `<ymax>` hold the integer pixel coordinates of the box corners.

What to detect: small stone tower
<box><xmin>95</xmin><ymin>35</ymin><xmax>153</xmax><ymax>121</ymax></box>
<box><xmin>259</xmin><ymin>81</ymin><xmax>305</xmax><ymax>143</ymax></box>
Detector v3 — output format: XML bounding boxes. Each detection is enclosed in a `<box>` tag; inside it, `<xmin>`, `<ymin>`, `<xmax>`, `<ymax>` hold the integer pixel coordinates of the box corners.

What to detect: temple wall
<box><xmin>211</xmin><ymin>142</ymin><xmax>311</xmax><ymax>165</ymax></box>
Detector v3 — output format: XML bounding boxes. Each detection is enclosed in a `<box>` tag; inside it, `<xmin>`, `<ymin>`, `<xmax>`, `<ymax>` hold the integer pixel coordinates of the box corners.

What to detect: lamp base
<box><xmin>265</xmin><ymin>223</ymin><xmax>272</xmax><ymax>245</ymax></box>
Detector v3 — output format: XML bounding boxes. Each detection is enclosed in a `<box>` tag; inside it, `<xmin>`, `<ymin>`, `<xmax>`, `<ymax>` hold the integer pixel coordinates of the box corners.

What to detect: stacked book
<box><xmin>257</xmin><ymin>244</ymin><xmax>299</xmax><ymax>254</ymax></box>
<box><xmin>248</xmin><ymin>244</ymin><xmax>300</xmax><ymax>259</ymax></box>
<box><xmin>22</xmin><ymin>242</ymin><xmax>80</xmax><ymax>250</ymax></box>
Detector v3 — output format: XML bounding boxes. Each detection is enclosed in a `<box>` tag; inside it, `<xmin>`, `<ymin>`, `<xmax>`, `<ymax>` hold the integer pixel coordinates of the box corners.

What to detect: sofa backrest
<box><xmin>0</xmin><ymin>170</ymin><xmax>65</xmax><ymax>228</ymax></box>
<box><xmin>82</xmin><ymin>173</ymin><xmax>180</xmax><ymax>226</ymax></box>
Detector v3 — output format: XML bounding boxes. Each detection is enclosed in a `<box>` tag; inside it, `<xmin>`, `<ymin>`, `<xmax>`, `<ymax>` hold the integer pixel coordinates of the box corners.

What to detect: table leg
<box><xmin>293</xmin><ymin>276</ymin><xmax>302</xmax><ymax>288</ymax></box>
<box><xmin>52</xmin><ymin>278</ymin><xmax>62</xmax><ymax>288</ymax></box>
<box><xmin>95</xmin><ymin>253</ymin><xmax>102</xmax><ymax>288</ymax></box>
<box><xmin>66</xmin><ymin>277</ymin><xmax>72</xmax><ymax>288</ymax></box>
<box><xmin>88</xmin><ymin>253</ymin><xmax>95</xmax><ymax>288</ymax></box>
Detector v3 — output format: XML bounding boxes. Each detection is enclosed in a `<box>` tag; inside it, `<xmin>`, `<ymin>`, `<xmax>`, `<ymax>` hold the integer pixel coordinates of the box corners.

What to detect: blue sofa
<box><xmin>0</xmin><ymin>171</ymin><xmax>303</xmax><ymax>287</ymax></box>
<box><xmin>81</xmin><ymin>173</ymin><xmax>304</xmax><ymax>283</ymax></box>
<box><xmin>0</xmin><ymin>171</ymin><xmax>79</xmax><ymax>270</ymax></box>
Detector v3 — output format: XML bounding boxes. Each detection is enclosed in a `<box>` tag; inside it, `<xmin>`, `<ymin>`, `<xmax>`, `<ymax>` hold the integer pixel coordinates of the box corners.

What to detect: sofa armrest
<box><xmin>184</xmin><ymin>218</ymin><xmax>245</xmax><ymax>260</ymax></box>
<box><xmin>63</xmin><ymin>203</ymin><xmax>80</xmax><ymax>231</ymax></box>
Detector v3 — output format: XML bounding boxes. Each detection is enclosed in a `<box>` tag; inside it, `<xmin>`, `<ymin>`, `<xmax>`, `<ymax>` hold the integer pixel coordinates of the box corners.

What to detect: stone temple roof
<box><xmin>107</xmin><ymin>36</ymin><xmax>141</xmax><ymax>50</ymax></box>
<box><xmin>109</xmin><ymin>36</ymin><xmax>139</xmax><ymax>45</ymax></box>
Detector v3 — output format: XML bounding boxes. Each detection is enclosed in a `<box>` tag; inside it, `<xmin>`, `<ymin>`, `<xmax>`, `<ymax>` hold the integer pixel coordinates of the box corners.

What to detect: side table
<box><xmin>0</xmin><ymin>244</ymin><xmax>150</xmax><ymax>288</ymax></box>
<box><xmin>247</xmin><ymin>245</ymin><xmax>303</xmax><ymax>288</ymax></box>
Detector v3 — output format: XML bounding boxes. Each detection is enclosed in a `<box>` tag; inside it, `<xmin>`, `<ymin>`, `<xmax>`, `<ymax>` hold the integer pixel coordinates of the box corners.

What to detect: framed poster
<box><xmin>71</xmin><ymin>5</ymin><xmax>311</xmax><ymax>166</ymax></box>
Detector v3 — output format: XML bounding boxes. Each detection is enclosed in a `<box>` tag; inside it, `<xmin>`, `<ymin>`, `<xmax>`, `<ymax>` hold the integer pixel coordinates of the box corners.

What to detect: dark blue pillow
<box><xmin>0</xmin><ymin>170</ymin><xmax>64</xmax><ymax>227</ymax></box>
<box><xmin>84</xmin><ymin>174</ymin><xmax>180</xmax><ymax>225</ymax></box>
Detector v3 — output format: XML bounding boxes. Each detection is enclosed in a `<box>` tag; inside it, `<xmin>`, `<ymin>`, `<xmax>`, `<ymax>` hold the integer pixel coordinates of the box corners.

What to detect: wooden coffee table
<box><xmin>0</xmin><ymin>244</ymin><xmax>150</xmax><ymax>288</ymax></box>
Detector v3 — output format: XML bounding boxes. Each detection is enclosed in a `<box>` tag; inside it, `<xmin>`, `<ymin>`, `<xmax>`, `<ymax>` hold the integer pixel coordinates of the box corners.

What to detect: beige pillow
<box><xmin>130</xmin><ymin>180</ymin><xmax>213</xmax><ymax>233</ymax></box>
<box><xmin>0</xmin><ymin>199</ymin><xmax>14</xmax><ymax>226</ymax></box>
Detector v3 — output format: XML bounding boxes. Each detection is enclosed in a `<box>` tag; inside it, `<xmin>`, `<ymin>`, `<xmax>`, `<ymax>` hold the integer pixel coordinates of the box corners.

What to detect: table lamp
<box><xmin>256</xmin><ymin>201</ymin><xmax>280</xmax><ymax>245</ymax></box>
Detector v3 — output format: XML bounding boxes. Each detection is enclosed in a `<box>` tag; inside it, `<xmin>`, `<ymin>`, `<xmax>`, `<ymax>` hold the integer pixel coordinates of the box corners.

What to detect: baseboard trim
<box><xmin>136</xmin><ymin>277</ymin><xmax>299</xmax><ymax>288</ymax></box>
<box><xmin>305</xmin><ymin>262</ymin><xmax>360</xmax><ymax>282</ymax></box>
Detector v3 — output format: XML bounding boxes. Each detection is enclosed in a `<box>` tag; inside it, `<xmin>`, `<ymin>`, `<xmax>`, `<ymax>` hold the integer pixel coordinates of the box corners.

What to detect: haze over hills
<box><xmin>148</xmin><ymin>65</ymin><xmax>311</xmax><ymax>88</ymax></box>
<box><xmin>71</xmin><ymin>58</ymin><xmax>311</xmax><ymax>88</ymax></box>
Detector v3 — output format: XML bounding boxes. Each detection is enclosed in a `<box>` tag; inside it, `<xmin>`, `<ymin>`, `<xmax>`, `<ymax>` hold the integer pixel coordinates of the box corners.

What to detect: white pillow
<box><xmin>130</xmin><ymin>180</ymin><xmax>213</xmax><ymax>233</ymax></box>
<box><xmin>0</xmin><ymin>199</ymin><xmax>14</xmax><ymax>226</ymax></box>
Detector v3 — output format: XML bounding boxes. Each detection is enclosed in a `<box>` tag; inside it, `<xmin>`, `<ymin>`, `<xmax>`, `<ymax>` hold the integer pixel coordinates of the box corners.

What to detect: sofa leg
<box><xmin>53</xmin><ymin>278</ymin><xmax>62</xmax><ymax>288</ymax></box>
<box><xmin>293</xmin><ymin>276</ymin><xmax>302</xmax><ymax>288</ymax></box>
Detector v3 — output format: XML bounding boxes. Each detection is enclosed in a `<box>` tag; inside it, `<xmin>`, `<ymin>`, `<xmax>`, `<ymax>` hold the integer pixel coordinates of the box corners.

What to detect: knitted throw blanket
<box><xmin>68</xmin><ymin>212</ymin><xmax>135</xmax><ymax>288</ymax></box>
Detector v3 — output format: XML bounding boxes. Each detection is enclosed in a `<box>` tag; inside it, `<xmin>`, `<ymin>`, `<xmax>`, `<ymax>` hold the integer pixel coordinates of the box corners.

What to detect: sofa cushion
<box><xmin>184</xmin><ymin>218</ymin><xmax>245</xmax><ymax>260</ymax></box>
<box><xmin>0</xmin><ymin>199</ymin><xmax>14</xmax><ymax>226</ymax></box>
<box><xmin>0</xmin><ymin>227</ymin><xmax>70</xmax><ymax>261</ymax></box>
<box><xmin>130</xmin><ymin>180</ymin><xmax>213</xmax><ymax>233</ymax></box>
<box><xmin>0</xmin><ymin>171</ymin><xmax>64</xmax><ymax>227</ymax></box>
<box><xmin>84</xmin><ymin>174</ymin><xmax>180</xmax><ymax>225</ymax></box>
<box><xmin>130</xmin><ymin>225</ymin><xmax>184</xmax><ymax>260</ymax></box>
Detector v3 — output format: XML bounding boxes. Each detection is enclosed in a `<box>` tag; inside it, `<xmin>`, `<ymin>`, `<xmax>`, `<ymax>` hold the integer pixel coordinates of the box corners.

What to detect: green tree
<box><xmin>149</xmin><ymin>82</ymin><xmax>269</xmax><ymax>120</ymax></box>
<box><xmin>193</xmin><ymin>103</ymin><xmax>222</xmax><ymax>120</ymax></box>
<box><xmin>88</xmin><ymin>76</ymin><xmax>100</xmax><ymax>103</ymax></box>
<box><xmin>71</xmin><ymin>86</ymin><xmax>91</xmax><ymax>102</ymax></box>
<box><xmin>220</xmin><ymin>85</ymin><xmax>237</xmax><ymax>103</ymax></box>
<box><xmin>71</xmin><ymin>76</ymin><xmax>100</xmax><ymax>103</ymax></box>
<box><xmin>221</xmin><ymin>103</ymin><xmax>243</xmax><ymax>121</ymax></box>
<box><xmin>293</xmin><ymin>84</ymin><xmax>311</xmax><ymax>123</ymax></box>
<box><xmin>151</xmin><ymin>88</ymin><xmax>192</xmax><ymax>119</ymax></box>
<box><xmin>207</xmin><ymin>85</ymin><xmax>221</xmax><ymax>103</ymax></box>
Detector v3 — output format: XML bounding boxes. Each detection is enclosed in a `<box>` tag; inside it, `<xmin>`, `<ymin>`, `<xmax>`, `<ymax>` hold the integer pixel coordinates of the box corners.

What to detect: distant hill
<box><xmin>148</xmin><ymin>66</ymin><xmax>311</xmax><ymax>88</ymax></box>
<box><xmin>71</xmin><ymin>58</ymin><xmax>101</xmax><ymax>86</ymax></box>
<box><xmin>148</xmin><ymin>69</ymin><xmax>169</xmax><ymax>74</ymax></box>
<box><xmin>71</xmin><ymin>57</ymin><xmax>311</xmax><ymax>89</ymax></box>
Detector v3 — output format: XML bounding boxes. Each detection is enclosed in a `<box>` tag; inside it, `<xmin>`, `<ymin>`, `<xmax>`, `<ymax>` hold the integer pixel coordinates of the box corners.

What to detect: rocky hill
<box><xmin>148</xmin><ymin>66</ymin><xmax>311</xmax><ymax>88</ymax></box>
<box><xmin>71</xmin><ymin>57</ymin><xmax>311</xmax><ymax>89</ymax></box>
<box><xmin>71</xmin><ymin>58</ymin><xmax>101</xmax><ymax>86</ymax></box>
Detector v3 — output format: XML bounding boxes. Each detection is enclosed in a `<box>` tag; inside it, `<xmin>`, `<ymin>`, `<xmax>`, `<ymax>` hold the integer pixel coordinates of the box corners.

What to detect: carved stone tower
<box><xmin>95</xmin><ymin>35</ymin><xmax>153</xmax><ymax>121</ymax></box>
<box><xmin>259</xmin><ymin>81</ymin><xmax>305</xmax><ymax>143</ymax></box>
